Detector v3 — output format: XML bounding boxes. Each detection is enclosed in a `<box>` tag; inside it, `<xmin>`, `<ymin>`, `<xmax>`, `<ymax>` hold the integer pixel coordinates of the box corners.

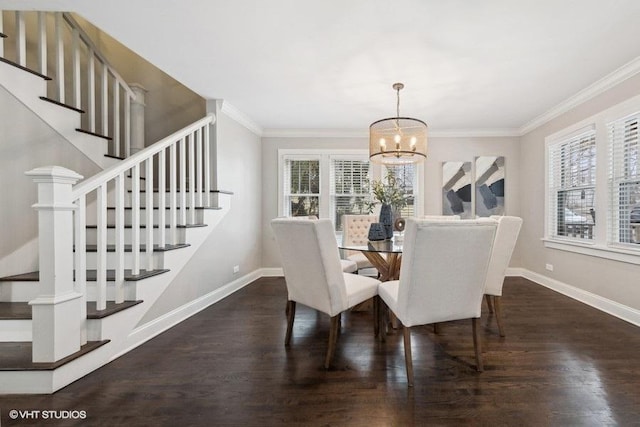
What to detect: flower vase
<box><xmin>379</xmin><ymin>204</ymin><xmax>394</xmax><ymax>240</ymax></box>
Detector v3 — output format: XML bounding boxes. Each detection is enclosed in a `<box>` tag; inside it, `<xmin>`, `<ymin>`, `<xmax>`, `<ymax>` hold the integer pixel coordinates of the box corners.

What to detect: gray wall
<box><xmin>261</xmin><ymin>135</ymin><xmax>521</xmax><ymax>268</ymax></box>
<box><xmin>140</xmin><ymin>112</ymin><xmax>263</xmax><ymax>323</ymax></box>
<box><xmin>74</xmin><ymin>15</ymin><xmax>206</xmax><ymax>145</ymax></box>
<box><xmin>519</xmin><ymin>73</ymin><xmax>640</xmax><ymax>311</ymax></box>
<box><xmin>0</xmin><ymin>86</ymin><xmax>101</xmax><ymax>276</ymax></box>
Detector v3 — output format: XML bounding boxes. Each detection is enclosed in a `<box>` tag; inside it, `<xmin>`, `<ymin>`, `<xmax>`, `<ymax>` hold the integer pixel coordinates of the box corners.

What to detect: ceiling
<box><xmin>5</xmin><ymin>0</ymin><xmax>640</xmax><ymax>135</ymax></box>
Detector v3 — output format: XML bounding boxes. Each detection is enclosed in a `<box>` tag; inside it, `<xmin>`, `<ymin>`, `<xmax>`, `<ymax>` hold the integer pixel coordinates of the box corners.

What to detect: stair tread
<box><xmin>0</xmin><ymin>269</ymin><xmax>169</xmax><ymax>283</ymax></box>
<box><xmin>86</xmin><ymin>223</ymin><xmax>208</xmax><ymax>229</ymax></box>
<box><xmin>82</xmin><ymin>243</ymin><xmax>190</xmax><ymax>252</ymax></box>
<box><xmin>131</xmin><ymin>189</ymin><xmax>234</xmax><ymax>195</ymax></box>
<box><xmin>106</xmin><ymin>206</ymin><xmax>222</xmax><ymax>211</ymax></box>
<box><xmin>0</xmin><ymin>300</ymin><xmax>143</xmax><ymax>320</ymax></box>
<box><xmin>105</xmin><ymin>153</ymin><xmax>125</xmax><ymax>160</ymax></box>
<box><xmin>76</xmin><ymin>128</ymin><xmax>112</xmax><ymax>140</ymax></box>
<box><xmin>87</xmin><ymin>300</ymin><xmax>143</xmax><ymax>319</ymax></box>
<box><xmin>39</xmin><ymin>96</ymin><xmax>85</xmax><ymax>114</ymax></box>
<box><xmin>0</xmin><ymin>57</ymin><xmax>51</xmax><ymax>80</ymax></box>
<box><xmin>0</xmin><ymin>340</ymin><xmax>109</xmax><ymax>371</ymax></box>
<box><xmin>0</xmin><ymin>302</ymin><xmax>31</xmax><ymax>319</ymax></box>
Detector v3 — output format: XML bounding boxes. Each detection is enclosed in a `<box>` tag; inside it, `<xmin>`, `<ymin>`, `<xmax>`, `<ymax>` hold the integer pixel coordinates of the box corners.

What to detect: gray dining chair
<box><xmin>378</xmin><ymin>218</ymin><xmax>497</xmax><ymax>386</ymax></box>
<box><xmin>271</xmin><ymin>218</ymin><xmax>381</xmax><ymax>369</ymax></box>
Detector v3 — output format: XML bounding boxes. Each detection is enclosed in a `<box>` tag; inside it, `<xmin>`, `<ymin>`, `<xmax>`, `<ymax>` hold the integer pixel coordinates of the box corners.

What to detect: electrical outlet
<box><xmin>545</xmin><ymin>263</ymin><xmax>554</xmax><ymax>271</ymax></box>
<box><xmin>233</xmin><ymin>265</ymin><xmax>240</xmax><ymax>274</ymax></box>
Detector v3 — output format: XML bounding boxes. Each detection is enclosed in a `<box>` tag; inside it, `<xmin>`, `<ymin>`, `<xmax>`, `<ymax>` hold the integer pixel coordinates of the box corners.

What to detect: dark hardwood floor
<box><xmin>1</xmin><ymin>276</ymin><xmax>640</xmax><ymax>426</ymax></box>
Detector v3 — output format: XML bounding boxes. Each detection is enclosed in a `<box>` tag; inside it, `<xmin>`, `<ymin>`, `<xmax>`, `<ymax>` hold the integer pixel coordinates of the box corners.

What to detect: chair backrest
<box><xmin>483</xmin><ymin>216</ymin><xmax>523</xmax><ymax>296</ymax></box>
<box><xmin>396</xmin><ymin>218</ymin><xmax>497</xmax><ymax>326</ymax></box>
<box><xmin>342</xmin><ymin>214</ymin><xmax>378</xmax><ymax>256</ymax></box>
<box><xmin>422</xmin><ymin>215</ymin><xmax>460</xmax><ymax>220</ymax></box>
<box><xmin>271</xmin><ymin>218</ymin><xmax>348</xmax><ymax>316</ymax></box>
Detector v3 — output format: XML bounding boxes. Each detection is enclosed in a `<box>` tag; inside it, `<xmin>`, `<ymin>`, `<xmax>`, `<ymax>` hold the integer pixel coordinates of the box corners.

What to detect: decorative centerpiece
<box><xmin>366</xmin><ymin>171</ymin><xmax>409</xmax><ymax>240</ymax></box>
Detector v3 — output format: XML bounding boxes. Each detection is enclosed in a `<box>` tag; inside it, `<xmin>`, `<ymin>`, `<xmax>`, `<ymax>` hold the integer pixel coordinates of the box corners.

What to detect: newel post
<box><xmin>129</xmin><ymin>83</ymin><xmax>148</xmax><ymax>156</ymax></box>
<box><xmin>25</xmin><ymin>166</ymin><xmax>84</xmax><ymax>363</ymax></box>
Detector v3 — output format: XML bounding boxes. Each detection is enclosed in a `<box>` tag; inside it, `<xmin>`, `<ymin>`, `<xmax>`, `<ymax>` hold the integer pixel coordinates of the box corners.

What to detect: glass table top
<box><xmin>337</xmin><ymin>236</ymin><xmax>403</xmax><ymax>254</ymax></box>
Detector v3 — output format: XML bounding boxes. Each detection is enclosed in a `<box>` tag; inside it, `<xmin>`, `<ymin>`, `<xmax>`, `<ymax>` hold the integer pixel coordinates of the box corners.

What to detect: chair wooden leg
<box><xmin>472</xmin><ymin>318</ymin><xmax>484</xmax><ymax>372</ymax></box>
<box><xmin>494</xmin><ymin>296</ymin><xmax>505</xmax><ymax>337</ymax></box>
<box><xmin>378</xmin><ymin>300</ymin><xmax>387</xmax><ymax>342</ymax></box>
<box><xmin>403</xmin><ymin>326</ymin><xmax>414</xmax><ymax>387</ymax></box>
<box><xmin>373</xmin><ymin>296</ymin><xmax>380</xmax><ymax>337</ymax></box>
<box><xmin>325</xmin><ymin>315</ymin><xmax>340</xmax><ymax>369</ymax></box>
<box><xmin>433</xmin><ymin>323</ymin><xmax>439</xmax><ymax>334</ymax></box>
<box><xmin>485</xmin><ymin>294</ymin><xmax>494</xmax><ymax>313</ymax></box>
<box><xmin>285</xmin><ymin>301</ymin><xmax>296</xmax><ymax>346</ymax></box>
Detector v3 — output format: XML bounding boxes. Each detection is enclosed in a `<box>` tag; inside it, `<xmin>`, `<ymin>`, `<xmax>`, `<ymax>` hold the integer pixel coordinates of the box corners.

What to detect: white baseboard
<box><xmin>113</xmin><ymin>269</ymin><xmax>263</xmax><ymax>361</ymax></box>
<box><xmin>260</xmin><ymin>267</ymin><xmax>284</xmax><ymax>277</ymax></box>
<box><xmin>520</xmin><ymin>268</ymin><xmax>640</xmax><ymax>328</ymax></box>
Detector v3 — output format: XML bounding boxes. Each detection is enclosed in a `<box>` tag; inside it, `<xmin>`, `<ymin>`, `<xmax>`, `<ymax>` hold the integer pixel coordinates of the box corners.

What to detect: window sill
<box><xmin>542</xmin><ymin>237</ymin><xmax>640</xmax><ymax>265</ymax></box>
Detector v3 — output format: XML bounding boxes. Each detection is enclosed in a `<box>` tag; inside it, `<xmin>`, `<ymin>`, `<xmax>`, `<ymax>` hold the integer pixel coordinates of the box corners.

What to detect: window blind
<box><xmin>283</xmin><ymin>158</ymin><xmax>320</xmax><ymax>217</ymax></box>
<box><xmin>330</xmin><ymin>159</ymin><xmax>371</xmax><ymax>231</ymax></box>
<box><xmin>548</xmin><ymin>129</ymin><xmax>596</xmax><ymax>240</ymax></box>
<box><xmin>608</xmin><ymin>112</ymin><xmax>640</xmax><ymax>246</ymax></box>
<box><xmin>385</xmin><ymin>164</ymin><xmax>416</xmax><ymax>218</ymax></box>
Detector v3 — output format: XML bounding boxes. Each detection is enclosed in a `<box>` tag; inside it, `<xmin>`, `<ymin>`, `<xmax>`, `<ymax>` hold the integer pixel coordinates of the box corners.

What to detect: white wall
<box><xmin>139</xmin><ymin>112</ymin><xmax>262</xmax><ymax>323</ymax></box>
<box><xmin>519</xmin><ymin>73</ymin><xmax>640</xmax><ymax>311</ymax></box>
<box><xmin>261</xmin><ymin>135</ymin><xmax>521</xmax><ymax>268</ymax></box>
<box><xmin>0</xmin><ymin>86</ymin><xmax>101</xmax><ymax>276</ymax></box>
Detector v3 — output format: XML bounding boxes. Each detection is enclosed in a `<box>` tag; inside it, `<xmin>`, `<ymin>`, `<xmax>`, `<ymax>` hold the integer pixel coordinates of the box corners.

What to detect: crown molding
<box><xmin>262</xmin><ymin>128</ymin><xmax>521</xmax><ymax>138</ymax></box>
<box><xmin>519</xmin><ymin>56</ymin><xmax>640</xmax><ymax>135</ymax></box>
<box><xmin>219</xmin><ymin>101</ymin><xmax>264</xmax><ymax>136</ymax></box>
<box><xmin>429</xmin><ymin>128</ymin><xmax>521</xmax><ymax>138</ymax></box>
<box><xmin>262</xmin><ymin>128</ymin><xmax>367</xmax><ymax>138</ymax></box>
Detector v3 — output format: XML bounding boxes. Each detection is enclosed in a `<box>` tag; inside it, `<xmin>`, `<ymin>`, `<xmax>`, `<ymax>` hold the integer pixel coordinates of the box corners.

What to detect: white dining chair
<box><xmin>271</xmin><ymin>218</ymin><xmax>381</xmax><ymax>369</ymax></box>
<box><xmin>483</xmin><ymin>215</ymin><xmax>523</xmax><ymax>337</ymax></box>
<box><xmin>422</xmin><ymin>215</ymin><xmax>461</xmax><ymax>220</ymax></box>
<box><xmin>341</xmin><ymin>214</ymin><xmax>379</xmax><ymax>272</ymax></box>
<box><xmin>281</xmin><ymin>215</ymin><xmax>358</xmax><ymax>273</ymax></box>
<box><xmin>378</xmin><ymin>218</ymin><xmax>497</xmax><ymax>386</ymax></box>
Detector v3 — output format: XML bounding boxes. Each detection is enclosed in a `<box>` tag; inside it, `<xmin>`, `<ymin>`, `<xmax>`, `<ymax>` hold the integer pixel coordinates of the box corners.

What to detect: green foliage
<box><xmin>365</xmin><ymin>170</ymin><xmax>409</xmax><ymax>212</ymax></box>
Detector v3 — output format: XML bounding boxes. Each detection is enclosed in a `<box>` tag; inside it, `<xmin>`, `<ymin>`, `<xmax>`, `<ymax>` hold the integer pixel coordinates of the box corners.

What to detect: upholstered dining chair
<box><xmin>342</xmin><ymin>214</ymin><xmax>379</xmax><ymax>272</ymax></box>
<box><xmin>422</xmin><ymin>215</ymin><xmax>461</xmax><ymax>220</ymax></box>
<box><xmin>483</xmin><ymin>215</ymin><xmax>523</xmax><ymax>337</ymax></box>
<box><xmin>271</xmin><ymin>218</ymin><xmax>381</xmax><ymax>369</ymax></box>
<box><xmin>378</xmin><ymin>218</ymin><xmax>497</xmax><ymax>386</ymax></box>
<box><xmin>283</xmin><ymin>215</ymin><xmax>358</xmax><ymax>273</ymax></box>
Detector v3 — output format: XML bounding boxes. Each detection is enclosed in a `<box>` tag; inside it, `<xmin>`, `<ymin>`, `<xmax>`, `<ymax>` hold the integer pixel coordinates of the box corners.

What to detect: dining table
<box><xmin>338</xmin><ymin>237</ymin><xmax>404</xmax><ymax>282</ymax></box>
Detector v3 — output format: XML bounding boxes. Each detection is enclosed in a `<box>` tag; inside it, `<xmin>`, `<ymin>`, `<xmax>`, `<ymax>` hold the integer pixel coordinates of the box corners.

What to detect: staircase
<box><xmin>0</xmin><ymin>10</ymin><xmax>233</xmax><ymax>393</ymax></box>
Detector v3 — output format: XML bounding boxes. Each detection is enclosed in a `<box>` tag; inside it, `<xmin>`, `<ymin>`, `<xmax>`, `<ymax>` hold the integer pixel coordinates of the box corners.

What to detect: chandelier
<box><xmin>369</xmin><ymin>83</ymin><xmax>428</xmax><ymax>164</ymax></box>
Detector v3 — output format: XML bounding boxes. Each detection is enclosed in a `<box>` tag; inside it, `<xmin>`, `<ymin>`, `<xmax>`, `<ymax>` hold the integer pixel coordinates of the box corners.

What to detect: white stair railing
<box><xmin>27</xmin><ymin>115</ymin><xmax>215</xmax><ymax>361</ymax></box>
<box><xmin>1</xmin><ymin>10</ymin><xmax>138</xmax><ymax>158</ymax></box>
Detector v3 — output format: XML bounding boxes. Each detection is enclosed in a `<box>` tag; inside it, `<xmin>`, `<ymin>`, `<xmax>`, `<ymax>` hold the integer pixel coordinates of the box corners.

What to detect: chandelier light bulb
<box><xmin>394</xmin><ymin>134</ymin><xmax>401</xmax><ymax>144</ymax></box>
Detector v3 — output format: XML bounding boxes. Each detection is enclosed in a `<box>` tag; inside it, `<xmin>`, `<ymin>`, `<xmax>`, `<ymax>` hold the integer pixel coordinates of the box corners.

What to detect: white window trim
<box><xmin>543</xmin><ymin>94</ymin><xmax>640</xmax><ymax>264</ymax></box>
<box><xmin>278</xmin><ymin>148</ymin><xmax>424</xmax><ymax>222</ymax></box>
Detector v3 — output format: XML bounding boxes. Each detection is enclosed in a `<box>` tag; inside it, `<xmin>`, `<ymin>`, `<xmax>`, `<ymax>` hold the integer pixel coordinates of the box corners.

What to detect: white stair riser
<box><xmin>0</xmin><ymin>279</ymin><xmax>137</xmax><ymax>303</ymax></box>
<box><xmin>0</xmin><ymin>320</ymin><xmax>32</xmax><ymax>342</ymax></box>
<box><xmin>83</xmin><ymin>251</ymin><xmax>165</xmax><ymax>270</ymax></box>
<box><xmin>99</xmin><ymin>208</ymin><xmax>204</xmax><ymax>226</ymax></box>
<box><xmin>107</xmin><ymin>191</ymin><xmax>219</xmax><ymax>208</ymax></box>
<box><xmin>85</xmin><ymin>227</ymin><xmax>187</xmax><ymax>245</ymax></box>
<box><xmin>0</xmin><ymin>281</ymin><xmax>40</xmax><ymax>302</ymax></box>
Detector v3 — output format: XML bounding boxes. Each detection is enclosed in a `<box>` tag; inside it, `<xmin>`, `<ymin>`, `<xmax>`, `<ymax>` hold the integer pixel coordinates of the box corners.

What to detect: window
<box><xmin>543</xmin><ymin>94</ymin><xmax>640</xmax><ymax>264</ymax></box>
<box><xmin>330</xmin><ymin>159</ymin><xmax>371</xmax><ymax>231</ymax></box>
<box><xmin>384</xmin><ymin>164</ymin><xmax>416</xmax><ymax>218</ymax></box>
<box><xmin>547</xmin><ymin>127</ymin><xmax>596</xmax><ymax>241</ymax></box>
<box><xmin>608</xmin><ymin>112</ymin><xmax>640</xmax><ymax>246</ymax></box>
<box><xmin>279</xmin><ymin>149</ymin><xmax>423</xmax><ymax>231</ymax></box>
<box><xmin>282</xmin><ymin>158</ymin><xmax>320</xmax><ymax>217</ymax></box>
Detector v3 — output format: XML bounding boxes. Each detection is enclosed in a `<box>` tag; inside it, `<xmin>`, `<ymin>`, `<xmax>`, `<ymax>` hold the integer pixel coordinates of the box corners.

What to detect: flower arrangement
<box><xmin>362</xmin><ymin>170</ymin><xmax>409</xmax><ymax>213</ymax></box>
